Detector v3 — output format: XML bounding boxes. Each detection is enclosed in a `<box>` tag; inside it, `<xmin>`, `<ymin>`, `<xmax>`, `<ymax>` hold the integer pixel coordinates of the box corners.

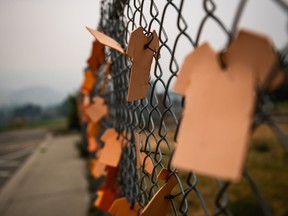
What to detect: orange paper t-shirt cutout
<box><xmin>86</xmin><ymin>27</ymin><xmax>161</xmax><ymax>101</ymax></box>
<box><xmin>99</xmin><ymin>128</ymin><xmax>122</xmax><ymax>167</ymax></box>
<box><xmin>108</xmin><ymin>197</ymin><xmax>140</xmax><ymax>216</ymax></box>
<box><xmin>126</xmin><ymin>27</ymin><xmax>159</xmax><ymax>101</ymax></box>
<box><xmin>173</xmin><ymin>43</ymin><xmax>255</xmax><ymax>181</ymax></box>
<box><xmin>99</xmin><ymin>166</ymin><xmax>118</xmax><ymax>191</ymax></box>
<box><xmin>87</xmin><ymin>122</ymin><xmax>100</xmax><ymax>152</ymax></box>
<box><xmin>141</xmin><ymin>169</ymin><xmax>177</xmax><ymax>216</ymax></box>
<box><xmin>86</xmin><ymin>27</ymin><xmax>125</xmax><ymax>54</ymax></box>
<box><xmin>95</xmin><ymin>190</ymin><xmax>117</xmax><ymax>211</ymax></box>
<box><xmin>95</xmin><ymin>167</ymin><xmax>119</xmax><ymax>211</ymax></box>
<box><xmin>174</xmin><ymin>29</ymin><xmax>283</xmax><ymax>96</ymax></box>
<box><xmin>88</xmin><ymin>137</ymin><xmax>98</xmax><ymax>152</ymax></box>
<box><xmin>87</xmin><ymin>122</ymin><xmax>100</xmax><ymax>138</ymax></box>
<box><xmin>223</xmin><ymin>29</ymin><xmax>284</xmax><ymax>90</ymax></box>
<box><xmin>87</xmin><ymin>40</ymin><xmax>105</xmax><ymax>71</ymax></box>
<box><xmin>85</xmin><ymin>96</ymin><xmax>108</xmax><ymax>123</ymax></box>
<box><xmin>81</xmin><ymin>69</ymin><xmax>95</xmax><ymax>94</ymax></box>
<box><xmin>91</xmin><ymin>160</ymin><xmax>107</xmax><ymax>178</ymax></box>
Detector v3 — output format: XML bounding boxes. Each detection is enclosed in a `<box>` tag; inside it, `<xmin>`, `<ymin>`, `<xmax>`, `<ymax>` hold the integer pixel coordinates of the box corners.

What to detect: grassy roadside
<box><xmin>74</xmin><ymin>120</ymin><xmax>288</xmax><ymax>215</ymax></box>
<box><xmin>162</xmin><ymin>122</ymin><xmax>288</xmax><ymax>215</ymax></box>
<box><xmin>0</xmin><ymin>118</ymin><xmax>67</xmax><ymax>133</ymax></box>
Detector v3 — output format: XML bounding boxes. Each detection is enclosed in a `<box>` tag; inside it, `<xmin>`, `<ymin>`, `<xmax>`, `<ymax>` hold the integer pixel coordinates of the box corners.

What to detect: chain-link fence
<box><xmin>82</xmin><ymin>0</ymin><xmax>288</xmax><ymax>215</ymax></box>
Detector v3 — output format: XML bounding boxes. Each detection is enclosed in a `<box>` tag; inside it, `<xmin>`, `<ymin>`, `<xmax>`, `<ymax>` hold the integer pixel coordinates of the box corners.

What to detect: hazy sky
<box><xmin>0</xmin><ymin>0</ymin><xmax>100</xmax><ymax>95</ymax></box>
<box><xmin>0</xmin><ymin>0</ymin><xmax>287</xmax><ymax>99</ymax></box>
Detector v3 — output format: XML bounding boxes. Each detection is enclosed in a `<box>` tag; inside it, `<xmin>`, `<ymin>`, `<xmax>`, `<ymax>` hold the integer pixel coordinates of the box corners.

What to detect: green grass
<box><xmin>27</xmin><ymin>118</ymin><xmax>66</xmax><ymax>128</ymax></box>
<box><xmin>0</xmin><ymin>117</ymin><xmax>67</xmax><ymax>132</ymax></box>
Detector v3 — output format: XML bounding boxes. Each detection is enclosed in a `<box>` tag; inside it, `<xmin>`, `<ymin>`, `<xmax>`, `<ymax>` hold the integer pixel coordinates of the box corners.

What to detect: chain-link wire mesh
<box><xmin>88</xmin><ymin>0</ymin><xmax>288</xmax><ymax>215</ymax></box>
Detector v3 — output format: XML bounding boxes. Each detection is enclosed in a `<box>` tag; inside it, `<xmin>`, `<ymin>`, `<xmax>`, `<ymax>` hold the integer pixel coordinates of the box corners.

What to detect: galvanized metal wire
<box><xmin>90</xmin><ymin>0</ymin><xmax>288</xmax><ymax>215</ymax></box>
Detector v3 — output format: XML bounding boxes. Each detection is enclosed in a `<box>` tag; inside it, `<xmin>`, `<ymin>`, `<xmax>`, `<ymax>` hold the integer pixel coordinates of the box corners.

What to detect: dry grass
<box><xmin>151</xmin><ymin>122</ymin><xmax>288</xmax><ymax>215</ymax></box>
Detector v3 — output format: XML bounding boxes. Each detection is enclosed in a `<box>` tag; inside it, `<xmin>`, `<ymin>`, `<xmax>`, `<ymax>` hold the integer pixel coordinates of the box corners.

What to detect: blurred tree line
<box><xmin>0</xmin><ymin>93</ymin><xmax>81</xmax><ymax>131</ymax></box>
<box><xmin>65</xmin><ymin>94</ymin><xmax>80</xmax><ymax>130</ymax></box>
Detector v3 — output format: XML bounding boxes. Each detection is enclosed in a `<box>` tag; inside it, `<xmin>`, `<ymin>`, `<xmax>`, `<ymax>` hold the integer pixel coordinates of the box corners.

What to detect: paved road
<box><xmin>0</xmin><ymin>128</ymin><xmax>47</xmax><ymax>188</ymax></box>
<box><xmin>0</xmin><ymin>133</ymin><xmax>89</xmax><ymax>216</ymax></box>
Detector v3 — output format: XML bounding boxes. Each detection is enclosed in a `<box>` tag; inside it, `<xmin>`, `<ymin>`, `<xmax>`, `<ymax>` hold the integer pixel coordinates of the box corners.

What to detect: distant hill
<box><xmin>0</xmin><ymin>86</ymin><xmax>66</xmax><ymax>107</ymax></box>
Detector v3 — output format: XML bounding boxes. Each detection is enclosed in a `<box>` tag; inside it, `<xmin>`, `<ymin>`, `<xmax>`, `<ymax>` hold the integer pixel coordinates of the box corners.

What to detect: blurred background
<box><xmin>0</xmin><ymin>1</ymin><xmax>102</xmax><ymax>215</ymax></box>
<box><xmin>0</xmin><ymin>0</ymin><xmax>287</xmax><ymax>131</ymax></box>
<box><xmin>0</xmin><ymin>0</ymin><xmax>100</xmax><ymax>131</ymax></box>
<box><xmin>0</xmin><ymin>0</ymin><xmax>287</xmax><ymax>216</ymax></box>
<box><xmin>0</xmin><ymin>0</ymin><xmax>288</xmax><ymax>130</ymax></box>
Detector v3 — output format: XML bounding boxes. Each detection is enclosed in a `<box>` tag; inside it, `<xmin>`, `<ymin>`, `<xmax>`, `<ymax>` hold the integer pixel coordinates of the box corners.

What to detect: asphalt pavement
<box><xmin>0</xmin><ymin>129</ymin><xmax>89</xmax><ymax>216</ymax></box>
<box><xmin>0</xmin><ymin>128</ymin><xmax>47</xmax><ymax>188</ymax></box>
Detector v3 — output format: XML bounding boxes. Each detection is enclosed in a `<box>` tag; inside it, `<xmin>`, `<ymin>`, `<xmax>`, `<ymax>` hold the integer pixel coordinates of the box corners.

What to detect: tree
<box><xmin>66</xmin><ymin>94</ymin><xmax>80</xmax><ymax>130</ymax></box>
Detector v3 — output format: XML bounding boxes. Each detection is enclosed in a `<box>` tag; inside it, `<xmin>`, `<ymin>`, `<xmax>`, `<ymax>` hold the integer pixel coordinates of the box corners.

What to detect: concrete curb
<box><xmin>0</xmin><ymin>133</ymin><xmax>53</xmax><ymax>214</ymax></box>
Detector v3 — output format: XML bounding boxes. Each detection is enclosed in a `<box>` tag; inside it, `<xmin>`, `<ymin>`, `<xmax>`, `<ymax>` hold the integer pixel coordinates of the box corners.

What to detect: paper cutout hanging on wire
<box><xmin>94</xmin><ymin>190</ymin><xmax>118</xmax><ymax>211</ymax></box>
<box><xmin>89</xmin><ymin>158</ymin><xmax>97</xmax><ymax>175</ymax></box>
<box><xmin>174</xmin><ymin>29</ymin><xmax>284</xmax><ymax>96</ymax></box>
<box><xmin>87</xmin><ymin>137</ymin><xmax>98</xmax><ymax>152</ymax></box>
<box><xmin>81</xmin><ymin>69</ymin><xmax>95</xmax><ymax>95</ymax></box>
<box><xmin>85</xmin><ymin>96</ymin><xmax>108</xmax><ymax>123</ymax></box>
<box><xmin>222</xmin><ymin>29</ymin><xmax>284</xmax><ymax>90</ymax></box>
<box><xmin>89</xmin><ymin>150</ymin><xmax>107</xmax><ymax>178</ymax></box>
<box><xmin>86</xmin><ymin>27</ymin><xmax>125</xmax><ymax>54</ymax></box>
<box><xmin>82</xmin><ymin>94</ymin><xmax>90</xmax><ymax>107</ymax></box>
<box><xmin>87</xmin><ymin>40</ymin><xmax>105</xmax><ymax>71</ymax></box>
<box><xmin>86</xmin><ymin>121</ymin><xmax>100</xmax><ymax>138</ymax></box>
<box><xmin>86</xmin><ymin>27</ymin><xmax>160</xmax><ymax>101</ymax></box>
<box><xmin>99</xmin><ymin>128</ymin><xmax>122</xmax><ymax>167</ymax></box>
<box><xmin>108</xmin><ymin>197</ymin><xmax>140</xmax><ymax>216</ymax></box>
<box><xmin>141</xmin><ymin>169</ymin><xmax>177</xmax><ymax>216</ymax></box>
<box><xmin>135</xmin><ymin>133</ymin><xmax>154</xmax><ymax>174</ymax></box>
<box><xmin>86</xmin><ymin>122</ymin><xmax>100</xmax><ymax>152</ymax></box>
<box><xmin>172</xmin><ymin>29</ymin><xmax>285</xmax><ymax>180</ymax></box>
<box><xmin>91</xmin><ymin>159</ymin><xmax>107</xmax><ymax>178</ymax></box>
<box><xmin>172</xmin><ymin>42</ymin><xmax>255</xmax><ymax>181</ymax></box>
<box><xmin>98</xmin><ymin>166</ymin><xmax>118</xmax><ymax>191</ymax></box>
<box><xmin>94</xmin><ymin>166</ymin><xmax>119</xmax><ymax>211</ymax></box>
<box><xmin>126</xmin><ymin>27</ymin><xmax>159</xmax><ymax>101</ymax></box>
